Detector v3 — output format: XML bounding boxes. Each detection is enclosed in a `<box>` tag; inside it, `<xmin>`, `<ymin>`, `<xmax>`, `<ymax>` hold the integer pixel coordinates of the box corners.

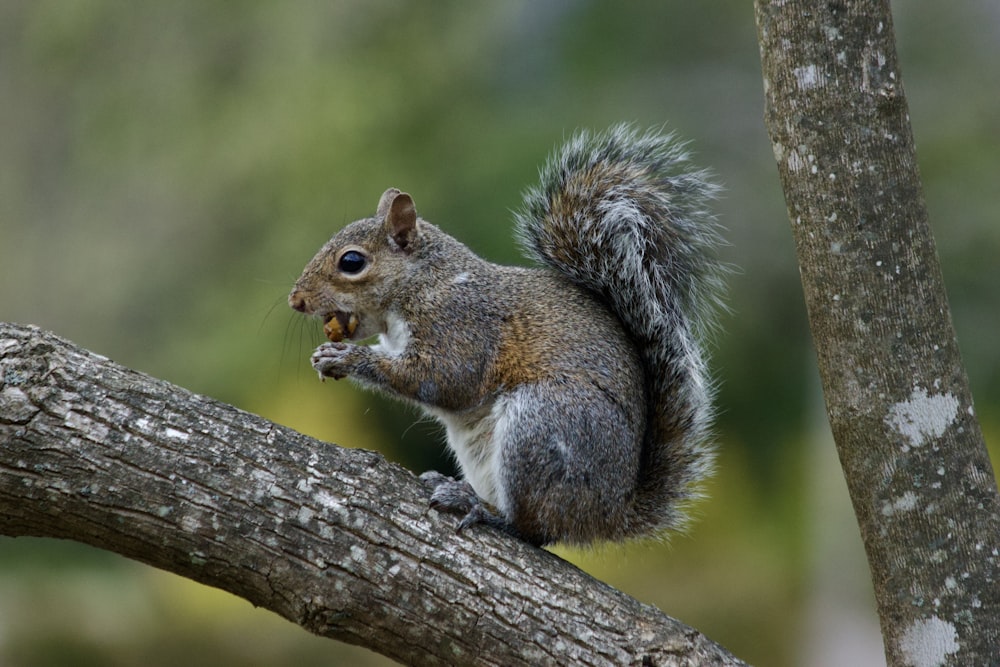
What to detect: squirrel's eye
<box><xmin>338</xmin><ymin>250</ymin><xmax>367</xmax><ymax>275</ymax></box>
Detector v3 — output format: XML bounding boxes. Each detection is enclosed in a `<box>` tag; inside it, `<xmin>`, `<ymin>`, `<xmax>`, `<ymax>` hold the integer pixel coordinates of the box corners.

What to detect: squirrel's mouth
<box><xmin>322</xmin><ymin>311</ymin><xmax>359</xmax><ymax>342</ymax></box>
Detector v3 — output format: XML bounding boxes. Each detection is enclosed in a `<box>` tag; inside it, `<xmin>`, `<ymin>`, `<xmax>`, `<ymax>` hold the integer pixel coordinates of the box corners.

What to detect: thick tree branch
<box><xmin>755</xmin><ymin>1</ymin><xmax>1000</xmax><ymax>665</ymax></box>
<box><xmin>0</xmin><ymin>322</ymin><xmax>744</xmax><ymax>667</ymax></box>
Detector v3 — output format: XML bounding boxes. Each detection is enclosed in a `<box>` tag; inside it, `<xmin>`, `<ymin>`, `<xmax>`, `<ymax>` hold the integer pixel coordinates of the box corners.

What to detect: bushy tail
<box><xmin>515</xmin><ymin>124</ymin><xmax>726</xmax><ymax>535</ymax></box>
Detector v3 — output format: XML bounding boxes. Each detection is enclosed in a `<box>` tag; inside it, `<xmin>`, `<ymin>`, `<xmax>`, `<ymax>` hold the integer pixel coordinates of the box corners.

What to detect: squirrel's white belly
<box><xmin>426</xmin><ymin>396</ymin><xmax>515</xmax><ymax>513</ymax></box>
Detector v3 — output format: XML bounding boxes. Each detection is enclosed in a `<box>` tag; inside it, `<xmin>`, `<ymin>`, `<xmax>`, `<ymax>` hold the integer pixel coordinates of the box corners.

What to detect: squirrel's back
<box><xmin>515</xmin><ymin>124</ymin><xmax>726</xmax><ymax>536</ymax></box>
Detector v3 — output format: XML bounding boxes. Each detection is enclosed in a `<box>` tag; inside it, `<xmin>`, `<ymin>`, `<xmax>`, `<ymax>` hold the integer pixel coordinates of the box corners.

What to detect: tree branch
<box><xmin>0</xmin><ymin>322</ymin><xmax>744</xmax><ymax>667</ymax></box>
<box><xmin>754</xmin><ymin>1</ymin><xmax>1000</xmax><ymax>664</ymax></box>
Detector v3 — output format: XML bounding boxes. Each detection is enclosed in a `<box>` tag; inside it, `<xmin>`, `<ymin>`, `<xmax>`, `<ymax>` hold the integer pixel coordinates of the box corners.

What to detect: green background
<box><xmin>1</xmin><ymin>2</ymin><xmax>997</xmax><ymax>665</ymax></box>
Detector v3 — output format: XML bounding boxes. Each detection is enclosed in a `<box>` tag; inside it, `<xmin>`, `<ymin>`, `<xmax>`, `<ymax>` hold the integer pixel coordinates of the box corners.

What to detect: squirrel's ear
<box><xmin>376</xmin><ymin>188</ymin><xmax>401</xmax><ymax>218</ymax></box>
<box><xmin>383</xmin><ymin>190</ymin><xmax>418</xmax><ymax>251</ymax></box>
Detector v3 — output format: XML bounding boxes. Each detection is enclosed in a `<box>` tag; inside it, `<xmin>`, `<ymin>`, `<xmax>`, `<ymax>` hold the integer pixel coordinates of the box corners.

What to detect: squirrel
<box><xmin>288</xmin><ymin>124</ymin><xmax>726</xmax><ymax>546</ymax></box>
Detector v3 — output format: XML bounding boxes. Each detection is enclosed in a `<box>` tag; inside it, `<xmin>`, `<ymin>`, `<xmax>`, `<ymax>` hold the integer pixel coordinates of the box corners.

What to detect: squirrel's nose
<box><xmin>288</xmin><ymin>290</ymin><xmax>308</xmax><ymax>313</ymax></box>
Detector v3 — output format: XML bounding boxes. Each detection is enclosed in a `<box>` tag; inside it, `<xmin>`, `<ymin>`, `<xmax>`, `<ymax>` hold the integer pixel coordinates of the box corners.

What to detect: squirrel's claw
<box><xmin>456</xmin><ymin>504</ymin><xmax>496</xmax><ymax>533</ymax></box>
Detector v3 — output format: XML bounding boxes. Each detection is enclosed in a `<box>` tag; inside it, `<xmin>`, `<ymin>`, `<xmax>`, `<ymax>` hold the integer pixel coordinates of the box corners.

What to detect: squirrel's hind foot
<box><xmin>419</xmin><ymin>471</ymin><xmax>518</xmax><ymax>538</ymax></box>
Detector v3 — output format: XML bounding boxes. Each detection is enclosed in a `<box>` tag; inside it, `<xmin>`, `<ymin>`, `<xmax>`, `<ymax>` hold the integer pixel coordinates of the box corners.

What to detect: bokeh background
<box><xmin>1</xmin><ymin>2</ymin><xmax>997</xmax><ymax>665</ymax></box>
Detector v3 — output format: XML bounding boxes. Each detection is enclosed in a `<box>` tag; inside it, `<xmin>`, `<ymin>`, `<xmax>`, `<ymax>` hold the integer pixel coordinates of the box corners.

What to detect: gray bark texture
<box><xmin>754</xmin><ymin>1</ymin><xmax>1000</xmax><ymax>665</ymax></box>
<box><xmin>0</xmin><ymin>322</ymin><xmax>745</xmax><ymax>667</ymax></box>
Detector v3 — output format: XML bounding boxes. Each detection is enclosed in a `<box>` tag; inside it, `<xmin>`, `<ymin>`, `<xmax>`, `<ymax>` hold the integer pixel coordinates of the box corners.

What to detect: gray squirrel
<box><xmin>289</xmin><ymin>125</ymin><xmax>726</xmax><ymax>546</ymax></box>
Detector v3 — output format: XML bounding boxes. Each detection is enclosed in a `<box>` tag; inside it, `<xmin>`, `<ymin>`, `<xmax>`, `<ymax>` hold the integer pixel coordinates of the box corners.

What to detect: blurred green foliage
<box><xmin>1</xmin><ymin>1</ymin><xmax>997</xmax><ymax>665</ymax></box>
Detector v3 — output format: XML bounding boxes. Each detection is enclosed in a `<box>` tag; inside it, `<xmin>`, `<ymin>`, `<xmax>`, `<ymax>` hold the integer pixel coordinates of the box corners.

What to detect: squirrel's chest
<box><xmin>424</xmin><ymin>396</ymin><xmax>516</xmax><ymax>511</ymax></box>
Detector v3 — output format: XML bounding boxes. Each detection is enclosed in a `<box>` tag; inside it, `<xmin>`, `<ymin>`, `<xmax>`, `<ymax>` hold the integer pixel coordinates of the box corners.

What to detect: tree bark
<box><xmin>754</xmin><ymin>2</ymin><xmax>1000</xmax><ymax>665</ymax></box>
<box><xmin>0</xmin><ymin>322</ymin><xmax>744</xmax><ymax>667</ymax></box>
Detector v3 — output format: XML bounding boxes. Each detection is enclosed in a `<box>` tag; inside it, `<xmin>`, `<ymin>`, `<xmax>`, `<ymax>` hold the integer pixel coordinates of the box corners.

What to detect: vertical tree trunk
<box><xmin>754</xmin><ymin>1</ymin><xmax>1000</xmax><ymax>665</ymax></box>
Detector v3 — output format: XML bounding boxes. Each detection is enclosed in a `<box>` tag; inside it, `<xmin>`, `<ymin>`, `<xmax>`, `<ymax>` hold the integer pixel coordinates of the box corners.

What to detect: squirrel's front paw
<box><xmin>311</xmin><ymin>342</ymin><xmax>359</xmax><ymax>381</ymax></box>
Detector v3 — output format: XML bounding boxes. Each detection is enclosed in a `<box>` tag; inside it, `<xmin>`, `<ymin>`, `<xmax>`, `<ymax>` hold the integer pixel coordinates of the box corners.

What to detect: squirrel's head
<box><xmin>288</xmin><ymin>188</ymin><xmax>424</xmax><ymax>341</ymax></box>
